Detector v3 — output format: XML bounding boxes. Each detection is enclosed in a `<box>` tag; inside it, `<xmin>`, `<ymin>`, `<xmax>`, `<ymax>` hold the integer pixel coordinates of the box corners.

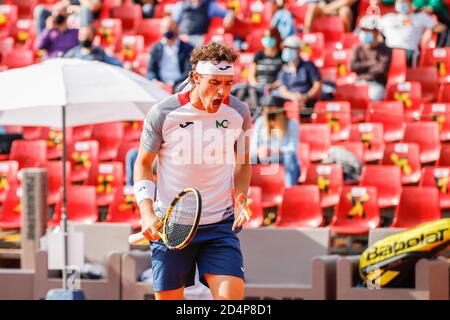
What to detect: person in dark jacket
<box><xmin>147</xmin><ymin>16</ymin><xmax>194</xmax><ymax>88</ymax></box>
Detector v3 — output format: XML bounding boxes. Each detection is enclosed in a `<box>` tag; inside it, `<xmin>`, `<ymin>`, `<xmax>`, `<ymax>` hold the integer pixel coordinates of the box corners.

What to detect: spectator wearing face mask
<box><xmin>350</xmin><ymin>15</ymin><xmax>392</xmax><ymax>101</ymax></box>
<box><xmin>277</xmin><ymin>35</ymin><xmax>322</xmax><ymax>109</ymax></box>
<box><xmin>147</xmin><ymin>16</ymin><xmax>194</xmax><ymax>88</ymax></box>
<box><xmin>270</xmin><ymin>0</ymin><xmax>296</xmax><ymax>40</ymax></box>
<box><xmin>378</xmin><ymin>0</ymin><xmax>445</xmax><ymax>66</ymax></box>
<box><xmin>250</xmin><ymin>95</ymin><xmax>300</xmax><ymax>187</ymax></box>
<box><xmin>35</xmin><ymin>2</ymin><xmax>79</xmax><ymax>58</ymax></box>
<box><xmin>233</xmin><ymin>26</ymin><xmax>284</xmax><ymax>110</ymax></box>
<box><xmin>172</xmin><ymin>0</ymin><xmax>236</xmax><ymax>48</ymax></box>
<box><xmin>64</xmin><ymin>26</ymin><xmax>130</xmax><ymax>68</ymax></box>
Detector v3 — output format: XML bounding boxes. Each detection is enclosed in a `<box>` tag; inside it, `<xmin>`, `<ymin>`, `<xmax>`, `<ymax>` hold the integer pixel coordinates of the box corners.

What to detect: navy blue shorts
<box><xmin>150</xmin><ymin>214</ymin><xmax>245</xmax><ymax>292</ymax></box>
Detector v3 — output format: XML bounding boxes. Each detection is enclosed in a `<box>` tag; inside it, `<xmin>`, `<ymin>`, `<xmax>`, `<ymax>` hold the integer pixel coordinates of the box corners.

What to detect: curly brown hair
<box><xmin>189</xmin><ymin>42</ymin><xmax>239</xmax><ymax>83</ymax></box>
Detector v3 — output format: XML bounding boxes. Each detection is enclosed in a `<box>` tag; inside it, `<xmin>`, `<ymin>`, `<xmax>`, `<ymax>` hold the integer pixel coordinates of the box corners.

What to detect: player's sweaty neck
<box><xmin>189</xmin><ymin>86</ymin><xmax>208</xmax><ymax>112</ymax></box>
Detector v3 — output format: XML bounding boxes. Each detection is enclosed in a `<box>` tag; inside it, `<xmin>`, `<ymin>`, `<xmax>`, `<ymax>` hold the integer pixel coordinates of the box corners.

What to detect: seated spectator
<box><xmin>133</xmin><ymin>0</ymin><xmax>159</xmax><ymax>19</ymax></box>
<box><xmin>147</xmin><ymin>16</ymin><xmax>194</xmax><ymax>88</ymax></box>
<box><xmin>270</xmin><ymin>0</ymin><xmax>296</xmax><ymax>40</ymax></box>
<box><xmin>34</xmin><ymin>0</ymin><xmax>101</xmax><ymax>36</ymax></box>
<box><xmin>304</xmin><ymin>0</ymin><xmax>358</xmax><ymax>33</ymax></box>
<box><xmin>277</xmin><ymin>36</ymin><xmax>322</xmax><ymax>109</ymax></box>
<box><xmin>350</xmin><ymin>15</ymin><xmax>392</xmax><ymax>101</ymax></box>
<box><xmin>172</xmin><ymin>0</ymin><xmax>236</xmax><ymax>47</ymax></box>
<box><xmin>379</xmin><ymin>0</ymin><xmax>445</xmax><ymax>66</ymax></box>
<box><xmin>233</xmin><ymin>26</ymin><xmax>284</xmax><ymax>110</ymax></box>
<box><xmin>64</xmin><ymin>26</ymin><xmax>131</xmax><ymax>69</ymax></box>
<box><xmin>35</xmin><ymin>2</ymin><xmax>79</xmax><ymax>58</ymax></box>
<box><xmin>250</xmin><ymin>95</ymin><xmax>300</xmax><ymax>187</ymax></box>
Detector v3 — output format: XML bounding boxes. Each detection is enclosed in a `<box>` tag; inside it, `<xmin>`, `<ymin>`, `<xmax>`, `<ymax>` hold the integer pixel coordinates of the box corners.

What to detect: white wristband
<box><xmin>133</xmin><ymin>180</ymin><xmax>156</xmax><ymax>206</ymax></box>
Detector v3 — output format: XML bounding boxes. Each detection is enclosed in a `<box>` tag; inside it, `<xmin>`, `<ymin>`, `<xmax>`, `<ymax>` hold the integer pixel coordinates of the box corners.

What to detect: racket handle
<box><xmin>128</xmin><ymin>232</ymin><xmax>145</xmax><ymax>244</ymax></box>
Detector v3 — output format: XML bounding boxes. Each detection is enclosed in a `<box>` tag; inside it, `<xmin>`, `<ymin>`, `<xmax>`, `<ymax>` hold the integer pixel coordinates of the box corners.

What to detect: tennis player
<box><xmin>133</xmin><ymin>42</ymin><xmax>252</xmax><ymax>300</ymax></box>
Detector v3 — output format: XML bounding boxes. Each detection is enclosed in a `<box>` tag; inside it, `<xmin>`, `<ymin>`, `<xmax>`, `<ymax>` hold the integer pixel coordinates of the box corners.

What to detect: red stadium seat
<box><xmin>299</xmin><ymin>124</ymin><xmax>331</xmax><ymax>162</ymax></box>
<box><xmin>438</xmin><ymin>83</ymin><xmax>450</xmax><ymax>102</ymax></box>
<box><xmin>402</xmin><ymin>122</ymin><xmax>441</xmax><ymax>163</ymax></box>
<box><xmin>391</xmin><ymin>187</ymin><xmax>441</xmax><ymax>228</ymax></box>
<box><xmin>0</xmin><ymin>37</ymin><xmax>14</xmax><ymax>59</ymax></box>
<box><xmin>297</xmin><ymin>142</ymin><xmax>310</xmax><ymax>183</ymax></box>
<box><xmin>0</xmin><ymin>48</ymin><xmax>33</xmax><ymax>69</ymax></box>
<box><xmin>242</xmin><ymin>186</ymin><xmax>264</xmax><ymax>228</ymax></box>
<box><xmin>366</xmin><ymin>101</ymin><xmax>405</xmax><ymax>142</ymax></box>
<box><xmin>385</xmin><ymin>81</ymin><xmax>423</xmax><ymax>120</ymax></box>
<box><xmin>92</xmin><ymin>122</ymin><xmax>124</xmax><ymax>161</ymax></box>
<box><xmin>311</xmin><ymin>16</ymin><xmax>345</xmax><ymax>44</ymax></box>
<box><xmin>105</xmin><ymin>186</ymin><xmax>141</xmax><ymax>230</ymax></box>
<box><xmin>340</xmin><ymin>32</ymin><xmax>360</xmax><ymax>49</ymax></box>
<box><xmin>68</xmin><ymin>140</ymin><xmax>99</xmax><ymax>184</ymax></box>
<box><xmin>115</xmin><ymin>141</ymin><xmax>138</xmax><ymax>170</ymax></box>
<box><xmin>305</xmin><ymin>164</ymin><xmax>343</xmax><ymax>208</ymax></box>
<box><xmin>421</xmin><ymin>103</ymin><xmax>450</xmax><ymax>141</ymax></box>
<box><xmin>136</xmin><ymin>18</ymin><xmax>162</xmax><ymax>50</ymax></box>
<box><xmin>94</xmin><ymin>19</ymin><xmax>122</xmax><ymax>52</ymax></box>
<box><xmin>419</xmin><ymin>47</ymin><xmax>450</xmax><ymax>82</ymax></box>
<box><xmin>323</xmin><ymin>49</ymin><xmax>353</xmax><ymax>81</ymax></box>
<box><xmin>250</xmin><ymin>164</ymin><xmax>285</xmax><ymax>208</ymax></box>
<box><xmin>118</xmin><ymin>35</ymin><xmax>144</xmax><ymax>62</ymax></box>
<box><xmin>335</xmin><ymin>141</ymin><xmax>364</xmax><ymax>164</ymax></box>
<box><xmin>0</xmin><ymin>5</ymin><xmax>18</xmax><ymax>39</ymax></box>
<box><xmin>111</xmin><ymin>4</ymin><xmax>142</xmax><ymax>34</ymax></box>
<box><xmin>133</xmin><ymin>51</ymin><xmax>149</xmax><ymax>77</ymax></box>
<box><xmin>387</xmin><ymin>48</ymin><xmax>407</xmax><ymax>85</ymax></box>
<box><xmin>276</xmin><ymin>185</ymin><xmax>323</xmax><ymax>227</ymax></box>
<box><xmin>382</xmin><ymin>143</ymin><xmax>422</xmax><ymax>184</ymax></box>
<box><xmin>0</xmin><ymin>186</ymin><xmax>21</xmax><ymax>229</ymax></box>
<box><xmin>100</xmin><ymin>0</ymin><xmax>122</xmax><ymax>19</ymax></box>
<box><xmin>406</xmin><ymin>67</ymin><xmax>439</xmax><ymax>102</ymax></box>
<box><xmin>46</xmin><ymin>161</ymin><xmax>70</xmax><ymax>206</ymax></box>
<box><xmin>48</xmin><ymin>185</ymin><xmax>98</xmax><ymax>228</ymax></box>
<box><xmin>10</xmin><ymin>139</ymin><xmax>47</xmax><ymax>168</ymax></box>
<box><xmin>349</xmin><ymin>123</ymin><xmax>385</xmax><ymax>162</ymax></box>
<box><xmin>5</xmin><ymin>0</ymin><xmax>37</xmax><ymax>19</ymax></box>
<box><xmin>420</xmin><ymin>166</ymin><xmax>450</xmax><ymax>208</ymax></box>
<box><xmin>234</xmin><ymin>52</ymin><xmax>254</xmax><ymax>84</ymax></box>
<box><xmin>312</xmin><ymin>101</ymin><xmax>351</xmax><ymax>141</ymax></box>
<box><xmin>0</xmin><ymin>160</ymin><xmax>19</xmax><ymax>203</ymax></box>
<box><xmin>123</xmin><ymin>120</ymin><xmax>143</xmax><ymax>142</ymax></box>
<box><xmin>72</xmin><ymin>124</ymin><xmax>93</xmax><ymax>142</ymax></box>
<box><xmin>283</xmin><ymin>101</ymin><xmax>300</xmax><ymax>122</ymax></box>
<box><xmin>300</xmin><ymin>32</ymin><xmax>325</xmax><ymax>67</ymax></box>
<box><xmin>288</xmin><ymin>2</ymin><xmax>309</xmax><ymax>25</ymax></box>
<box><xmin>245</xmin><ymin>27</ymin><xmax>264</xmax><ymax>53</ymax></box>
<box><xmin>42</xmin><ymin>127</ymin><xmax>73</xmax><ymax>160</ymax></box>
<box><xmin>335</xmin><ymin>83</ymin><xmax>370</xmax><ymax>122</ymax></box>
<box><xmin>330</xmin><ymin>186</ymin><xmax>380</xmax><ymax>235</ymax></box>
<box><xmin>88</xmin><ymin>162</ymin><xmax>124</xmax><ymax>207</ymax></box>
<box><xmin>438</xmin><ymin>143</ymin><xmax>450</xmax><ymax>165</ymax></box>
<box><xmin>360</xmin><ymin>165</ymin><xmax>402</xmax><ymax>208</ymax></box>
<box><xmin>10</xmin><ymin>19</ymin><xmax>36</xmax><ymax>49</ymax></box>
<box><xmin>22</xmin><ymin>125</ymin><xmax>41</xmax><ymax>140</ymax></box>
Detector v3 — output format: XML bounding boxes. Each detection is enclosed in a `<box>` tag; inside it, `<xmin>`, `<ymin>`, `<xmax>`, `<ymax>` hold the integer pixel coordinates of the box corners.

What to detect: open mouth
<box><xmin>212</xmin><ymin>99</ymin><xmax>222</xmax><ymax>108</ymax></box>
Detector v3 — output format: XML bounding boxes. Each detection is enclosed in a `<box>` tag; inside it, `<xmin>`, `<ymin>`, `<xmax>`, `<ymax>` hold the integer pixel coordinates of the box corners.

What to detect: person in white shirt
<box><xmin>378</xmin><ymin>0</ymin><xmax>445</xmax><ymax>66</ymax></box>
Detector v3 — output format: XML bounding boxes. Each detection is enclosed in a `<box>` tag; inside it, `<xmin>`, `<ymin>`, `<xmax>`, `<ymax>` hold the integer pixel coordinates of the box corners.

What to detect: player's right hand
<box><xmin>140</xmin><ymin>204</ymin><xmax>161</xmax><ymax>241</ymax></box>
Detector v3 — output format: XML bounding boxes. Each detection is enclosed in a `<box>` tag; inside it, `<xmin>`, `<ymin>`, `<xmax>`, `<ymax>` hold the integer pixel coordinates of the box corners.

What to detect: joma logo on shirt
<box><xmin>216</xmin><ymin>120</ymin><xmax>229</xmax><ymax>128</ymax></box>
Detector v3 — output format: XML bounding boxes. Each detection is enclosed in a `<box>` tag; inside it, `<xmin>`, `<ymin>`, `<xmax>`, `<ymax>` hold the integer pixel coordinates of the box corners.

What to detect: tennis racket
<box><xmin>128</xmin><ymin>188</ymin><xmax>202</xmax><ymax>250</ymax></box>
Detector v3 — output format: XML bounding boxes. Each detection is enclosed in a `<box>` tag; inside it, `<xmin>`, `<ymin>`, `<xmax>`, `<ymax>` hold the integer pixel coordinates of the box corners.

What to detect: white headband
<box><xmin>195</xmin><ymin>60</ymin><xmax>234</xmax><ymax>76</ymax></box>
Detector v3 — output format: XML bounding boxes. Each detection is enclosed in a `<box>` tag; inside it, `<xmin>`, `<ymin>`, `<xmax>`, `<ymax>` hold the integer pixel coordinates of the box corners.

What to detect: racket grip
<box><xmin>128</xmin><ymin>232</ymin><xmax>145</xmax><ymax>244</ymax></box>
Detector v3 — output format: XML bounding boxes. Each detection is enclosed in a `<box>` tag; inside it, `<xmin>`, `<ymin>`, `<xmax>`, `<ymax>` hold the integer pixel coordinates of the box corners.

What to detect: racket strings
<box><xmin>165</xmin><ymin>192</ymin><xmax>199</xmax><ymax>247</ymax></box>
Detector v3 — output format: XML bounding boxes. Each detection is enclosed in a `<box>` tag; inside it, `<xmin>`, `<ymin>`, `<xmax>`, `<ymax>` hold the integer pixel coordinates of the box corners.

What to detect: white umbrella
<box><xmin>0</xmin><ymin>58</ymin><xmax>169</xmax><ymax>291</ymax></box>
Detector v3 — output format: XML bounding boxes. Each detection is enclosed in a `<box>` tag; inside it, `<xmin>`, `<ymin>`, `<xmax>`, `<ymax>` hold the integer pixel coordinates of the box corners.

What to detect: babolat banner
<box><xmin>359</xmin><ymin>218</ymin><xmax>450</xmax><ymax>288</ymax></box>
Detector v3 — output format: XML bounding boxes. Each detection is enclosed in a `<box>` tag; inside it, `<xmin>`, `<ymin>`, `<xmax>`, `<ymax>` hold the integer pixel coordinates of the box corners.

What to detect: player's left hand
<box><xmin>232</xmin><ymin>193</ymin><xmax>251</xmax><ymax>232</ymax></box>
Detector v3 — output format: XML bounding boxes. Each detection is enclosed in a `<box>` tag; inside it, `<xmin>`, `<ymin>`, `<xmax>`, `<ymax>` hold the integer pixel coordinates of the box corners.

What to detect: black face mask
<box><xmin>54</xmin><ymin>14</ymin><xmax>66</xmax><ymax>25</ymax></box>
<box><xmin>80</xmin><ymin>39</ymin><xmax>93</xmax><ymax>48</ymax></box>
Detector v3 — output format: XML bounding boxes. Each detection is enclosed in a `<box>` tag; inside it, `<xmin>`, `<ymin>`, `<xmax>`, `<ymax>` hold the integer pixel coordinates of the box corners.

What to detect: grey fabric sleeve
<box><xmin>140</xmin><ymin>94</ymin><xmax>180</xmax><ymax>152</ymax></box>
<box><xmin>229</xmin><ymin>95</ymin><xmax>252</xmax><ymax>132</ymax></box>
